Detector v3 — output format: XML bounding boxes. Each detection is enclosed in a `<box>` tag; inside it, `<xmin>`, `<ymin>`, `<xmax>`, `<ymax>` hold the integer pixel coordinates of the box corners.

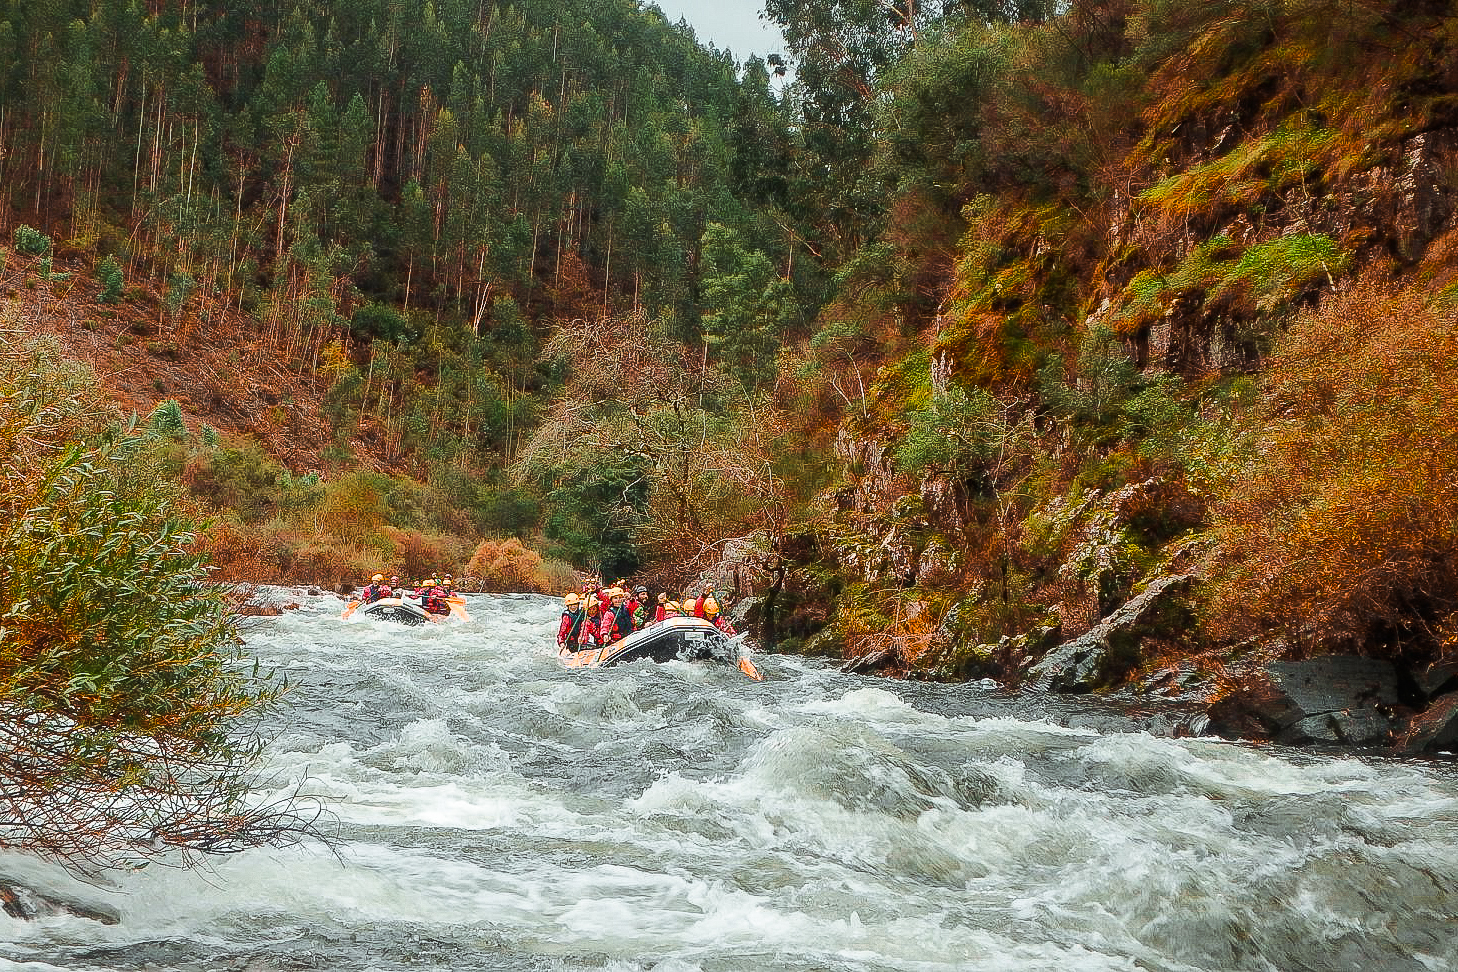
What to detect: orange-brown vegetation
<box><xmin>0</xmin><ymin>246</ymin><xmax>399</xmax><ymax>477</ymax></box>
<box><xmin>1207</xmin><ymin>279</ymin><xmax>1458</xmax><ymax>662</ymax></box>
<box><xmin>464</xmin><ymin>538</ymin><xmax>573</xmax><ymax>593</ymax></box>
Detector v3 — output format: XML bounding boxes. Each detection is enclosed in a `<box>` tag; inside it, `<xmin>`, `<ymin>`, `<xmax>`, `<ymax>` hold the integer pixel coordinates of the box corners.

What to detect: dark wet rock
<box><xmin>728</xmin><ymin>595</ymin><xmax>762</xmax><ymax>629</ymax></box>
<box><xmin>0</xmin><ymin>877</ymin><xmax>119</xmax><ymax>925</ymax></box>
<box><xmin>234</xmin><ymin>602</ymin><xmax>283</xmax><ymax>617</ymax></box>
<box><xmin>1028</xmin><ymin>575</ymin><xmax>1196</xmax><ymax>693</ymax></box>
<box><xmin>1395</xmin><ymin>694</ymin><xmax>1458</xmax><ymax>753</ymax></box>
<box><xmin>1413</xmin><ymin>659</ymin><xmax>1458</xmax><ymax>700</ymax></box>
<box><xmin>1207</xmin><ymin>656</ymin><xmax>1402</xmax><ymax>747</ymax></box>
<box><xmin>842</xmin><ymin>646</ymin><xmax>898</xmax><ymax>675</ymax></box>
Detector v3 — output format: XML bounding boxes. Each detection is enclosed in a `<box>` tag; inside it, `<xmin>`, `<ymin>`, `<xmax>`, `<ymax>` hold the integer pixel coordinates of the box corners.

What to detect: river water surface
<box><xmin>3</xmin><ymin>589</ymin><xmax>1457</xmax><ymax>971</ymax></box>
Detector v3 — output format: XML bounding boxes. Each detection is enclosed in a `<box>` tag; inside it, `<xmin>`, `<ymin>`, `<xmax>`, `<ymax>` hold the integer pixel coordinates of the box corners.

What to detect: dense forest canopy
<box><xmin>5</xmin><ymin>0</ymin><xmax>1458</xmax><ymax>673</ymax></box>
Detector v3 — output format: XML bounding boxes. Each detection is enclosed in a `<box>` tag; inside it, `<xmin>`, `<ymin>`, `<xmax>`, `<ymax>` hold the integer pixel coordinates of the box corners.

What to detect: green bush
<box><xmin>1</xmin><ymin>346</ymin><xmax>309</xmax><ymax>867</ymax></box>
<box><xmin>13</xmin><ymin>224</ymin><xmax>50</xmax><ymax>257</ymax></box>
<box><xmin>96</xmin><ymin>256</ymin><xmax>125</xmax><ymax>303</ymax></box>
<box><xmin>350</xmin><ymin>303</ymin><xmax>413</xmax><ymax>343</ymax></box>
<box><xmin>147</xmin><ymin>398</ymin><xmax>188</xmax><ymax>438</ymax></box>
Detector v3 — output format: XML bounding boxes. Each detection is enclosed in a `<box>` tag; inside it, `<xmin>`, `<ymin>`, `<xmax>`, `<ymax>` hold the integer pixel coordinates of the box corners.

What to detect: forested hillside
<box><xmin>0</xmin><ymin>0</ymin><xmax>815</xmax><ymax>585</ymax></box>
<box><xmin>5</xmin><ymin>0</ymin><xmax>1458</xmax><ymax>698</ymax></box>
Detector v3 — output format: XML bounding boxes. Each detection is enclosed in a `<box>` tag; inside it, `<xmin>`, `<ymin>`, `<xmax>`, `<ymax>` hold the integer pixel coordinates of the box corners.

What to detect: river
<box><xmin>2</xmin><ymin>589</ymin><xmax>1456</xmax><ymax>971</ymax></box>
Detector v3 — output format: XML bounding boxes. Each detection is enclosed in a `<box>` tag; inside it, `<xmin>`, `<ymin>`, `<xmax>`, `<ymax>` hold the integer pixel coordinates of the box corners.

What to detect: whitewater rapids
<box><xmin>2</xmin><ymin>589</ymin><xmax>1455</xmax><ymax>971</ymax></box>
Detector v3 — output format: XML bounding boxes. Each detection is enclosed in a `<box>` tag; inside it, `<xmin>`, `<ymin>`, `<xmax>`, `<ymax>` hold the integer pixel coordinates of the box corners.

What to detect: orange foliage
<box><xmin>465</xmin><ymin>538</ymin><xmax>551</xmax><ymax>593</ymax></box>
<box><xmin>1208</xmin><ymin>280</ymin><xmax>1458</xmax><ymax>660</ymax></box>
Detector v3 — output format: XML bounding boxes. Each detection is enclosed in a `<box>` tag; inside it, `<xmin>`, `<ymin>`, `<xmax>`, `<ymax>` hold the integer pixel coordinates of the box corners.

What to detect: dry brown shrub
<box><xmin>465</xmin><ymin>538</ymin><xmax>550</xmax><ymax>593</ymax></box>
<box><xmin>388</xmin><ymin>527</ymin><xmax>448</xmax><ymax>581</ymax></box>
<box><xmin>1207</xmin><ymin>280</ymin><xmax>1458</xmax><ymax>661</ymax></box>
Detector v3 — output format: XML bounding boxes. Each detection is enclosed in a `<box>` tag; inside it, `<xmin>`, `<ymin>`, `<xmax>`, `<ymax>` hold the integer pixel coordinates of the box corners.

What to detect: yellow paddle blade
<box><xmin>737</xmin><ymin>656</ymin><xmax>764</xmax><ymax>681</ymax></box>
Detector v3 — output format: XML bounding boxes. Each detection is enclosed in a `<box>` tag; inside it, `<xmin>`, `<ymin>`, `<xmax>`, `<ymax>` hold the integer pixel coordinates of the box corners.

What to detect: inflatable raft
<box><xmin>341</xmin><ymin>595</ymin><xmax>470</xmax><ymax>624</ymax></box>
<box><xmin>559</xmin><ymin>615</ymin><xmax>763</xmax><ymax>680</ymax></box>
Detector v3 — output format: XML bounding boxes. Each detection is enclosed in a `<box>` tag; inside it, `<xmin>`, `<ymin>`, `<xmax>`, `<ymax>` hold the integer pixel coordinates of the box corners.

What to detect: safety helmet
<box><xmin>565</xmin><ymin>592</ymin><xmax>581</xmax><ymax>607</ymax></box>
<box><xmin>609</xmin><ymin>588</ymin><xmax>625</xmax><ymax>601</ymax></box>
<box><xmin>586</xmin><ymin>599</ymin><xmax>600</xmax><ymax>614</ymax></box>
<box><xmin>390</xmin><ymin>575</ymin><xmax>399</xmax><ymax>582</ymax></box>
<box><xmin>634</xmin><ymin>586</ymin><xmax>647</xmax><ymax>596</ymax></box>
<box><xmin>371</xmin><ymin>573</ymin><xmax>384</xmax><ymax>583</ymax></box>
<box><xmin>666</xmin><ymin>601</ymin><xmax>681</xmax><ymax>614</ymax></box>
<box><xmin>704</xmin><ymin>597</ymin><xmax>720</xmax><ymax>617</ymax></box>
<box><xmin>657</xmin><ymin>592</ymin><xmax>667</xmax><ymax>604</ymax></box>
<box><xmin>443</xmin><ymin>578</ymin><xmax>454</xmax><ymax>588</ymax></box>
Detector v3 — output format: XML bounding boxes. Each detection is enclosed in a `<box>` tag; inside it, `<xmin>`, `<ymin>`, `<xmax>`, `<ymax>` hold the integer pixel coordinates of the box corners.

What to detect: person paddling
<box><xmin>360</xmin><ymin>573</ymin><xmax>391</xmax><ymax>604</ymax></box>
<box><xmin>580</xmin><ymin>599</ymin><xmax>602</xmax><ymax>648</ymax></box>
<box><xmin>702</xmin><ymin>596</ymin><xmax>736</xmax><ymax>636</ymax></box>
<box><xmin>557</xmin><ymin>592</ymin><xmax>585</xmax><ymax>650</ymax></box>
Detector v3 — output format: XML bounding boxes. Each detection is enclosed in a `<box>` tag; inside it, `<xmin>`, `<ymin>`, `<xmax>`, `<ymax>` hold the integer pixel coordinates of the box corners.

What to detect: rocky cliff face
<box><xmin>768</xmin><ymin>15</ymin><xmax>1458</xmax><ymax>755</ymax></box>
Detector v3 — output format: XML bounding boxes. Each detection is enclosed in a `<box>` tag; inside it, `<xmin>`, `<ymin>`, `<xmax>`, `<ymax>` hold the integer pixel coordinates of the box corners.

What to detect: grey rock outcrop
<box><xmin>1028</xmin><ymin>574</ymin><xmax>1195</xmax><ymax>692</ymax></box>
<box><xmin>1206</xmin><ymin>656</ymin><xmax>1403</xmax><ymax>747</ymax></box>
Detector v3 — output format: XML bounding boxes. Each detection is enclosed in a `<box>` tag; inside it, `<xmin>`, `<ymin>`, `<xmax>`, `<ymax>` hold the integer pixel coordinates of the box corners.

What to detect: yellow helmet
<box><xmin>565</xmin><ymin>592</ymin><xmax>581</xmax><ymax>607</ymax></box>
<box><xmin>371</xmin><ymin>573</ymin><xmax>384</xmax><ymax>583</ymax></box>
<box><xmin>704</xmin><ymin>597</ymin><xmax>719</xmax><ymax>617</ymax></box>
<box><xmin>666</xmin><ymin>601</ymin><xmax>682</xmax><ymax>614</ymax></box>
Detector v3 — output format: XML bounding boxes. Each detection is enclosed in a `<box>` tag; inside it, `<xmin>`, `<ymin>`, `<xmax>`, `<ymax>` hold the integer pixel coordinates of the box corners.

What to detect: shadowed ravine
<box><xmin>3</xmin><ymin>589</ymin><xmax>1456</xmax><ymax>971</ymax></box>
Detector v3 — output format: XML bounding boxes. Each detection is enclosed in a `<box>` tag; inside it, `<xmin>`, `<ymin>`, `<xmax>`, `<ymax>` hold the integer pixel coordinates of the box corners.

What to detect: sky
<box><xmin>647</xmin><ymin>0</ymin><xmax>788</xmax><ymax>62</ymax></box>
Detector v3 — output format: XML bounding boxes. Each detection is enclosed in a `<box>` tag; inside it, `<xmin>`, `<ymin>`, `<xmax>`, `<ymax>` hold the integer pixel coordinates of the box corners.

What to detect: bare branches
<box><xmin>516</xmin><ymin>312</ymin><xmax>791</xmax><ymax>577</ymax></box>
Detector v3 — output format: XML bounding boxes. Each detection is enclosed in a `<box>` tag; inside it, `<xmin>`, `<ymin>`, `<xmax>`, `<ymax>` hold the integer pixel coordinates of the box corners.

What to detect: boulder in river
<box><xmin>1395</xmin><ymin>694</ymin><xmax>1458</xmax><ymax>753</ymax></box>
<box><xmin>1</xmin><ymin>876</ymin><xmax>119</xmax><ymax>925</ymax></box>
<box><xmin>1206</xmin><ymin>655</ymin><xmax>1403</xmax><ymax>747</ymax></box>
<box><xmin>1027</xmin><ymin>574</ymin><xmax>1195</xmax><ymax>692</ymax></box>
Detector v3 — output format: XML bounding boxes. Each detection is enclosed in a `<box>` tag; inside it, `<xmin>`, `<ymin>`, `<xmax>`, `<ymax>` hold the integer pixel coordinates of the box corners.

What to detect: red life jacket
<box><xmin>557</xmin><ymin>609</ymin><xmax>583</xmax><ymax>647</ymax></box>
<box><xmin>654</xmin><ymin>605</ymin><xmax>666</xmax><ymax>624</ymax></box>
<box><xmin>579</xmin><ymin>612</ymin><xmax>601</xmax><ymax>646</ymax></box>
<box><xmin>362</xmin><ymin>583</ymin><xmax>390</xmax><ymax>603</ymax></box>
<box><xmin>711</xmin><ymin>615</ymin><xmax>737</xmax><ymax>636</ymax></box>
<box><xmin>599</xmin><ymin>610</ymin><xmax>622</xmax><ymax>645</ymax></box>
<box><xmin>424</xmin><ymin>585</ymin><xmax>450</xmax><ymax>615</ymax></box>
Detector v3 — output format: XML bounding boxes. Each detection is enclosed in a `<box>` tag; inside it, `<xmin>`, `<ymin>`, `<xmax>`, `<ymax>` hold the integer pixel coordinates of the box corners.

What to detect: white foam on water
<box><xmin>4</xmin><ymin>587</ymin><xmax>1456</xmax><ymax>972</ymax></box>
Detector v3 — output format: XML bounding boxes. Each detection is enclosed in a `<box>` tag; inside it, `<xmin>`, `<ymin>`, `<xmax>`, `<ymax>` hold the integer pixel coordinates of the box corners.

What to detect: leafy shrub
<box><xmin>0</xmin><ymin>346</ymin><xmax>308</xmax><ymax>866</ymax></box>
<box><xmin>1208</xmin><ymin>281</ymin><xmax>1458</xmax><ymax>659</ymax></box>
<box><xmin>183</xmin><ymin>443</ymin><xmax>285</xmax><ymax>523</ymax></box>
<box><xmin>13</xmin><ymin>224</ymin><xmax>50</xmax><ymax>256</ymax></box>
<box><xmin>350</xmin><ymin>303</ymin><xmax>412</xmax><ymax>343</ymax></box>
<box><xmin>317</xmin><ymin>472</ymin><xmax>391</xmax><ymax>553</ymax></box>
<box><xmin>466</xmin><ymin>537</ymin><xmax>551</xmax><ymax>593</ymax></box>
<box><xmin>393</xmin><ymin>528</ymin><xmax>448</xmax><ymax>581</ymax></box>
<box><xmin>147</xmin><ymin>398</ymin><xmax>187</xmax><ymax>438</ymax></box>
<box><xmin>96</xmin><ymin>256</ymin><xmax>124</xmax><ymax>303</ymax></box>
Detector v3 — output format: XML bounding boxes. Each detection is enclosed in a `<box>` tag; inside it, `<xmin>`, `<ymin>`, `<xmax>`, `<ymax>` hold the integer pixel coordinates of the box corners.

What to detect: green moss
<box><xmin>1137</xmin><ymin>125</ymin><xmax>1339</xmax><ymax>217</ymax></box>
<box><xmin>869</xmin><ymin>348</ymin><xmax>933</xmax><ymax>415</ymax></box>
<box><xmin>1109</xmin><ymin>233</ymin><xmax>1347</xmax><ymax>333</ymax></box>
<box><xmin>1207</xmin><ymin>233</ymin><xmax>1348</xmax><ymax>312</ymax></box>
